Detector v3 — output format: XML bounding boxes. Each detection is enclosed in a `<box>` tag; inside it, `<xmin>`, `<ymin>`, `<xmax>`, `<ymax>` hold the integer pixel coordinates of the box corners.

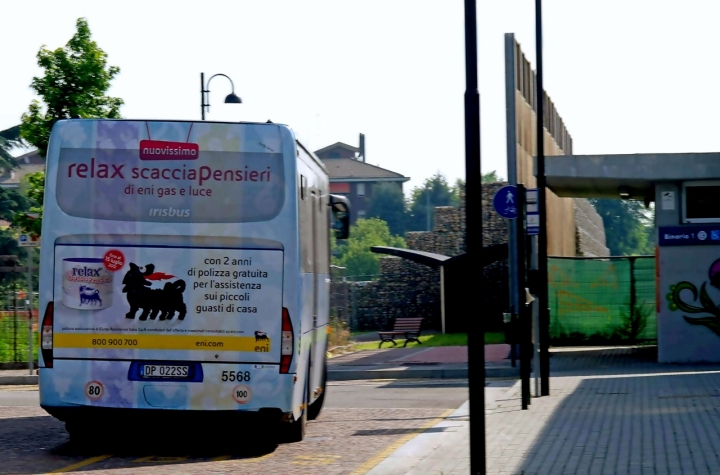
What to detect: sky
<box><xmin>3</xmin><ymin>0</ymin><xmax>720</xmax><ymax>195</ymax></box>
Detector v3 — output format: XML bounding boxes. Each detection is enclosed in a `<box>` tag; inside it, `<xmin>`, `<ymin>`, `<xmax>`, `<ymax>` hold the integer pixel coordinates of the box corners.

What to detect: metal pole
<box><xmin>510</xmin><ymin>323</ymin><xmax>516</xmax><ymax>368</ymax></box>
<box><xmin>531</xmin><ymin>237</ymin><xmax>540</xmax><ymax>397</ymax></box>
<box><xmin>27</xmin><ymin>249</ymin><xmax>33</xmax><ymax>374</ymax></box>
<box><xmin>516</xmin><ymin>185</ymin><xmax>530</xmax><ymax>409</ymax></box>
<box><xmin>505</xmin><ymin>33</ymin><xmax>519</xmax><ymax>322</ymax></box>
<box><xmin>630</xmin><ymin>257</ymin><xmax>636</xmax><ymax>343</ymax></box>
<box><xmin>12</xmin><ymin>263</ymin><xmax>16</xmax><ymax>363</ymax></box>
<box><xmin>464</xmin><ymin>0</ymin><xmax>485</xmax><ymax>472</ymax></box>
<box><xmin>535</xmin><ymin>0</ymin><xmax>550</xmax><ymax>396</ymax></box>
<box><xmin>504</xmin><ymin>34</ymin><xmax>519</xmax><ymax>369</ymax></box>
<box><xmin>440</xmin><ymin>266</ymin><xmax>446</xmax><ymax>334</ymax></box>
<box><xmin>201</xmin><ymin>72</ymin><xmax>205</xmax><ymax>121</ymax></box>
<box><xmin>426</xmin><ymin>191</ymin><xmax>431</xmax><ymax>231</ymax></box>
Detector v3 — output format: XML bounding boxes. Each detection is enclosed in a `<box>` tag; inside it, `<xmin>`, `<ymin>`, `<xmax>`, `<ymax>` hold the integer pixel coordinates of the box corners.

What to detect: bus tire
<box><xmin>65</xmin><ymin>420</ymin><xmax>94</xmax><ymax>446</ymax></box>
<box><xmin>307</xmin><ymin>364</ymin><xmax>327</xmax><ymax>421</ymax></box>
<box><xmin>279</xmin><ymin>358</ymin><xmax>311</xmax><ymax>443</ymax></box>
<box><xmin>283</xmin><ymin>406</ymin><xmax>306</xmax><ymax>443</ymax></box>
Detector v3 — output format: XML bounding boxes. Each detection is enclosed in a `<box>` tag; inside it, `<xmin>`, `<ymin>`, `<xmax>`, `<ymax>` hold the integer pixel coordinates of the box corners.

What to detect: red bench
<box><xmin>377</xmin><ymin>318</ymin><xmax>423</xmax><ymax>348</ymax></box>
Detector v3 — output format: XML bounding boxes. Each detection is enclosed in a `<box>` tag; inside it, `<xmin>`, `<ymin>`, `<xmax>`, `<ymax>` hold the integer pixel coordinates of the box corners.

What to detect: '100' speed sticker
<box><xmin>232</xmin><ymin>385</ymin><xmax>252</xmax><ymax>404</ymax></box>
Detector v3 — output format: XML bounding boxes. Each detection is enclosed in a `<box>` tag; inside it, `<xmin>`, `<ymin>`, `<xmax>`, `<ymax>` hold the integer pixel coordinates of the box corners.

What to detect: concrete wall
<box><xmin>656</xmin><ymin>182</ymin><xmax>720</xmax><ymax>362</ymax></box>
<box><xmin>510</xmin><ymin>36</ymin><xmax>578</xmax><ymax>258</ymax></box>
<box><xmin>658</xmin><ymin>245</ymin><xmax>720</xmax><ymax>362</ymax></box>
<box><xmin>574</xmin><ymin>198</ymin><xmax>610</xmax><ymax>257</ymax></box>
<box><xmin>515</xmin><ymin>92</ymin><xmax>578</xmax><ymax>257</ymax></box>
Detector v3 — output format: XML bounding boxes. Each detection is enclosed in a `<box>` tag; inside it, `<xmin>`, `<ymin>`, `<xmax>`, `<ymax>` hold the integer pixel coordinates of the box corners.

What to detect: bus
<box><xmin>37</xmin><ymin>119</ymin><xmax>350</xmax><ymax>442</ymax></box>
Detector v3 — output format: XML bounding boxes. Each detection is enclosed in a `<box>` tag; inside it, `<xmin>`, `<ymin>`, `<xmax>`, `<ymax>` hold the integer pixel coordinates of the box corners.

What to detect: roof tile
<box><xmin>321</xmin><ymin>158</ymin><xmax>407</xmax><ymax>180</ymax></box>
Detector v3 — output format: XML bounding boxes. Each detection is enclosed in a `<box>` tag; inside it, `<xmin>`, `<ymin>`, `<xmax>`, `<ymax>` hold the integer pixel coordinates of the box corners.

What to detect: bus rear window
<box><xmin>56</xmin><ymin>148</ymin><xmax>285</xmax><ymax>223</ymax></box>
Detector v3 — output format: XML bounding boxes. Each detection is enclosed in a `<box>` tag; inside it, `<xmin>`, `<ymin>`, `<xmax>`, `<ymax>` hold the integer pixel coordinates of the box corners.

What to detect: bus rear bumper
<box><xmin>39</xmin><ymin>360</ymin><xmax>293</xmax><ymax>414</ymax></box>
<box><xmin>42</xmin><ymin>404</ymin><xmax>290</xmax><ymax>425</ymax></box>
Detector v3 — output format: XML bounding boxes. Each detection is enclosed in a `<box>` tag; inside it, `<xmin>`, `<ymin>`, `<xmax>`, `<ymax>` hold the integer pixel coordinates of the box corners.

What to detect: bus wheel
<box><xmin>65</xmin><ymin>420</ymin><xmax>95</xmax><ymax>446</ymax></box>
<box><xmin>308</xmin><ymin>364</ymin><xmax>327</xmax><ymax>421</ymax></box>
<box><xmin>279</xmin><ymin>405</ymin><xmax>306</xmax><ymax>443</ymax></box>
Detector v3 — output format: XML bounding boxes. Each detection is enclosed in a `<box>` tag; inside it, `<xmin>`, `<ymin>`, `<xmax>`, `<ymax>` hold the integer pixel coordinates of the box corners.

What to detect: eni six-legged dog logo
<box><xmin>122</xmin><ymin>263</ymin><xmax>187</xmax><ymax>321</ymax></box>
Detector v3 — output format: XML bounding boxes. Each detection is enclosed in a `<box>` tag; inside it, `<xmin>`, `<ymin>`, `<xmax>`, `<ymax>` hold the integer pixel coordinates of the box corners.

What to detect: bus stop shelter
<box><xmin>545</xmin><ymin>152</ymin><xmax>720</xmax><ymax>363</ymax></box>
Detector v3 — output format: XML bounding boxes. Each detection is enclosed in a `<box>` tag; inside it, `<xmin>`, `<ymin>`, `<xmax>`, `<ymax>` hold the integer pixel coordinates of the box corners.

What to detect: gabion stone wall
<box><xmin>574</xmin><ymin>198</ymin><xmax>610</xmax><ymax>257</ymax></box>
<box><xmin>347</xmin><ymin>258</ymin><xmax>441</xmax><ymax>332</ymax></box>
<box><xmin>344</xmin><ymin>183</ymin><xmax>608</xmax><ymax>332</ymax></box>
<box><xmin>347</xmin><ymin>184</ymin><xmax>509</xmax><ymax>332</ymax></box>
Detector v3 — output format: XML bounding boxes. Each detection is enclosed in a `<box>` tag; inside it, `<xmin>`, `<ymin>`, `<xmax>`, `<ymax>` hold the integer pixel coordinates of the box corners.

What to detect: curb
<box><xmin>0</xmin><ymin>363</ymin><xmax>39</xmax><ymax>370</ymax></box>
<box><xmin>328</xmin><ymin>366</ymin><xmax>518</xmax><ymax>381</ymax></box>
<box><xmin>0</xmin><ymin>375</ymin><xmax>38</xmax><ymax>385</ymax></box>
<box><xmin>2</xmin><ymin>367</ymin><xmax>518</xmax><ymax>385</ymax></box>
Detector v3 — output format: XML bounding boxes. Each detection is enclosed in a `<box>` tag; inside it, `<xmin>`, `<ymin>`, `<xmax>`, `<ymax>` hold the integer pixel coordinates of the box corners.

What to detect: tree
<box><xmin>482</xmin><ymin>170</ymin><xmax>502</xmax><ymax>183</ymax></box>
<box><xmin>20</xmin><ymin>17</ymin><xmax>123</xmax><ymax>157</ymax></box>
<box><xmin>13</xmin><ymin>172</ymin><xmax>44</xmax><ymax>236</ymax></box>
<box><xmin>589</xmin><ymin>199</ymin><xmax>654</xmax><ymax>256</ymax></box>
<box><xmin>0</xmin><ymin>188</ymin><xmax>29</xmax><ymax>222</ymax></box>
<box><xmin>0</xmin><ymin>125</ymin><xmax>26</xmax><ymax>170</ymax></box>
<box><xmin>333</xmin><ymin>218</ymin><xmax>406</xmax><ymax>279</ymax></box>
<box><xmin>451</xmin><ymin>178</ymin><xmax>464</xmax><ymax>206</ymax></box>
<box><xmin>366</xmin><ymin>183</ymin><xmax>407</xmax><ymax>236</ymax></box>
<box><xmin>407</xmin><ymin>173</ymin><xmax>456</xmax><ymax>231</ymax></box>
<box><xmin>444</xmin><ymin>172</ymin><xmax>504</xmax><ymax>208</ymax></box>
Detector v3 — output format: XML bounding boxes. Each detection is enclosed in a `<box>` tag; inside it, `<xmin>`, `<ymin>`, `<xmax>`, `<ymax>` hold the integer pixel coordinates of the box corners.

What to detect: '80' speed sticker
<box><xmin>85</xmin><ymin>381</ymin><xmax>104</xmax><ymax>401</ymax></box>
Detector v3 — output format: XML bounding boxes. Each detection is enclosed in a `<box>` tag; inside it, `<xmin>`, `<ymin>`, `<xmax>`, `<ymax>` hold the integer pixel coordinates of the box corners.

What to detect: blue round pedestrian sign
<box><xmin>492</xmin><ymin>185</ymin><xmax>518</xmax><ymax>219</ymax></box>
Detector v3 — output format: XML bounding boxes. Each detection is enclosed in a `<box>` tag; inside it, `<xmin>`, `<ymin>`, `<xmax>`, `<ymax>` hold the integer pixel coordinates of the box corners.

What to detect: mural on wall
<box><xmin>667</xmin><ymin>257</ymin><xmax>720</xmax><ymax>336</ymax></box>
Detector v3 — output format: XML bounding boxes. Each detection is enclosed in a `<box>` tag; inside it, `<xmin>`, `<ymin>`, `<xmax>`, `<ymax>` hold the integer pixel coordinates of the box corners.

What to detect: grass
<box><xmin>0</xmin><ymin>316</ymin><xmax>38</xmax><ymax>363</ymax></box>
<box><xmin>352</xmin><ymin>332</ymin><xmax>505</xmax><ymax>351</ymax></box>
<box><xmin>350</xmin><ymin>331</ymin><xmax>374</xmax><ymax>338</ymax></box>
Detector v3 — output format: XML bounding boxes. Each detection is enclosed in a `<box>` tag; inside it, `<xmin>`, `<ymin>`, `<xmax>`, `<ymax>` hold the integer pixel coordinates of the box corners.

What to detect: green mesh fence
<box><xmin>548</xmin><ymin>256</ymin><xmax>656</xmax><ymax>345</ymax></box>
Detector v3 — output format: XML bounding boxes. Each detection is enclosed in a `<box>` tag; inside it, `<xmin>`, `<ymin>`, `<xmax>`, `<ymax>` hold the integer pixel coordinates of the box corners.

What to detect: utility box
<box><xmin>657</xmin><ymin>181</ymin><xmax>720</xmax><ymax>363</ymax></box>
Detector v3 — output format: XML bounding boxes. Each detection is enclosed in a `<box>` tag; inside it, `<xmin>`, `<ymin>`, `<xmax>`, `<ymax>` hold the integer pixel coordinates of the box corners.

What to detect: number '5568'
<box><xmin>221</xmin><ymin>371</ymin><xmax>250</xmax><ymax>382</ymax></box>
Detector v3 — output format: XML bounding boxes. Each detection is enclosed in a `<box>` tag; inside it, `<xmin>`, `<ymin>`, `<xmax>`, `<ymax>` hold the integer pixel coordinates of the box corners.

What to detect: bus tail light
<box><xmin>41</xmin><ymin>301</ymin><xmax>54</xmax><ymax>368</ymax></box>
<box><xmin>280</xmin><ymin>307</ymin><xmax>293</xmax><ymax>374</ymax></box>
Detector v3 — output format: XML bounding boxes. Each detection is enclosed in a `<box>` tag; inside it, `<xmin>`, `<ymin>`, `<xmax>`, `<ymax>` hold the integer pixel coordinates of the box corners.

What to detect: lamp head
<box><xmin>224</xmin><ymin>93</ymin><xmax>242</xmax><ymax>104</ymax></box>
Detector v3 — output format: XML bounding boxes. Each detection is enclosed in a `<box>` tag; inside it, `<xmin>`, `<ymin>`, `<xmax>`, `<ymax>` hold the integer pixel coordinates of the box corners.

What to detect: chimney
<box><xmin>359</xmin><ymin>133</ymin><xmax>365</xmax><ymax>162</ymax></box>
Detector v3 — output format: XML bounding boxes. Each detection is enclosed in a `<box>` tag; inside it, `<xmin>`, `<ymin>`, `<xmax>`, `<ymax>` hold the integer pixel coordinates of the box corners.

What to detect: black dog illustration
<box><xmin>122</xmin><ymin>263</ymin><xmax>187</xmax><ymax>321</ymax></box>
<box><xmin>255</xmin><ymin>331</ymin><xmax>268</xmax><ymax>342</ymax></box>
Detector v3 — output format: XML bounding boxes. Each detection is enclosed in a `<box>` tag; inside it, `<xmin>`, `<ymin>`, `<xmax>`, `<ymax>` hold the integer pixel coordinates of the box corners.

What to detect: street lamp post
<box><xmin>464</xmin><ymin>0</ymin><xmax>485</xmax><ymax>473</ymax></box>
<box><xmin>534</xmin><ymin>0</ymin><xmax>550</xmax><ymax>396</ymax></box>
<box><xmin>200</xmin><ymin>72</ymin><xmax>242</xmax><ymax>120</ymax></box>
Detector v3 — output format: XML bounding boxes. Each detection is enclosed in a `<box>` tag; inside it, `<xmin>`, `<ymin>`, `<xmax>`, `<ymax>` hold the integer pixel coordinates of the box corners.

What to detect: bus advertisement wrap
<box><xmin>39</xmin><ymin>120</ymin><xmax>334</xmax><ymax>431</ymax></box>
<box><xmin>53</xmin><ymin>245</ymin><xmax>283</xmax><ymax>363</ymax></box>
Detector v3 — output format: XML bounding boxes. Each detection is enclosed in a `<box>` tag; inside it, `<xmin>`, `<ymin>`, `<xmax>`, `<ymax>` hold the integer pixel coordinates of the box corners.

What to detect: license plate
<box><xmin>140</xmin><ymin>365</ymin><xmax>189</xmax><ymax>379</ymax></box>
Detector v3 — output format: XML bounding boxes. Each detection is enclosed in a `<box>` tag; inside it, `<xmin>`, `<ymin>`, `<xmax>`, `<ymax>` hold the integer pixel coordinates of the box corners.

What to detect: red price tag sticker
<box><xmin>103</xmin><ymin>250</ymin><xmax>125</xmax><ymax>272</ymax></box>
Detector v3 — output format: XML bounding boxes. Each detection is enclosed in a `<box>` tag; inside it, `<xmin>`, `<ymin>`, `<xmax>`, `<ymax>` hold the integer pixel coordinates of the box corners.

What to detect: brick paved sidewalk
<box><xmin>365</xmin><ymin>348</ymin><xmax>720</xmax><ymax>475</ymax></box>
<box><xmin>0</xmin><ymin>368</ymin><xmax>37</xmax><ymax>385</ymax></box>
<box><xmin>328</xmin><ymin>345</ymin><xmax>511</xmax><ymax>367</ymax></box>
<box><xmin>327</xmin><ymin>345</ymin><xmax>517</xmax><ymax>381</ymax></box>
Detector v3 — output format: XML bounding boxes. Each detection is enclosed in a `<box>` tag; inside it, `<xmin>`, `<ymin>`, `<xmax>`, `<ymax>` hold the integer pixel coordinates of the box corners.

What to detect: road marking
<box><xmin>0</xmin><ymin>385</ymin><xmax>39</xmax><ymax>391</ymax></box>
<box><xmin>349</xmin><ymin>408</ymin><xmax>455</xmax><ymax>475</ymax></box>
<box><xmin>48</xmin><ymin>455</ymin><xmax>112</xmax><ymax>473</ymax></box>
<box><xmin>292</xmin><ymin>454</ymin><xmax>341</xmax><ymax>465</ymax></box>
<box><xmin>238</xmin><ymin>453</ymin><xmax>275</xmax><ymax>463</ymax></box>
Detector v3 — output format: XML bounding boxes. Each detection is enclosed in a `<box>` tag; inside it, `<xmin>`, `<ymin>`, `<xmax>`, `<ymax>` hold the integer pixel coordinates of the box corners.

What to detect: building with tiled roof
<box><xmin>0</xmin><ymin>150</ymin><xmax>45</xmax><ymax>189</ymax></box>
<box><xmin>315</xmin><ymin>134</ymin><xmax>409</xmax><ymax>224</ymax></box>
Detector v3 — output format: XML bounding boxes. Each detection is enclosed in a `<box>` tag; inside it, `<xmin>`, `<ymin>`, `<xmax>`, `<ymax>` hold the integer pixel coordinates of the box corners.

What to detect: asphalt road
<box><xmin>0</xmin><ymin>379</ymin><xmax>512</xmax><ymax>474</ymax></box>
